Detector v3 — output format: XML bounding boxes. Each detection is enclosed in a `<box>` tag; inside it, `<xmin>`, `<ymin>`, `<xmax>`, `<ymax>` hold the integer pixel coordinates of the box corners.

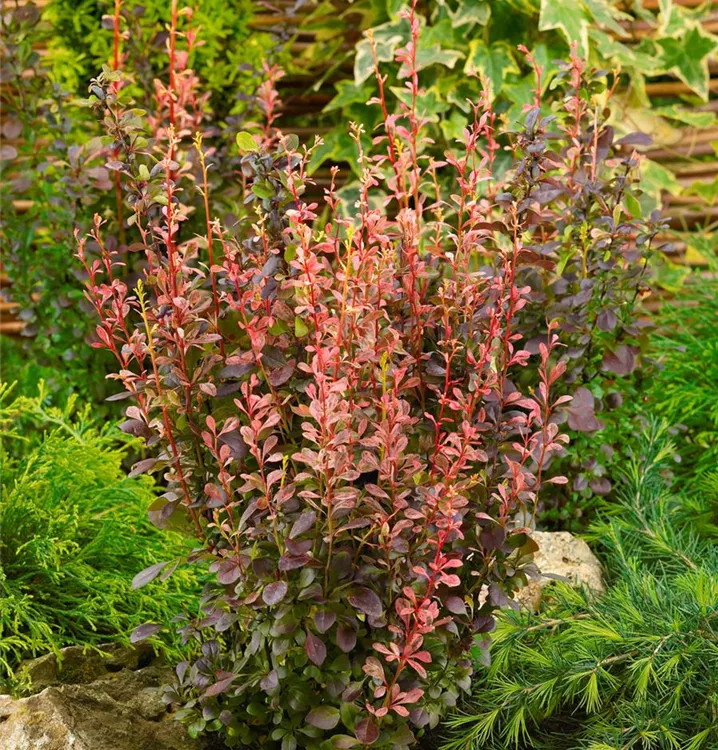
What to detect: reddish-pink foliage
<box><xmin>76</xmin><ymin>4</ymin><xmax>662</xmax><ymax>745</ymax></box>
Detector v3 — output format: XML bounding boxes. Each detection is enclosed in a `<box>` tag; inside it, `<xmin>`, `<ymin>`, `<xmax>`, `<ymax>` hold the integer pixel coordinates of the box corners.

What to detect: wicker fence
<box><xmin>1</xmin><ymin>0</ymin><xmax>716</xmax><ymax>334</ymax></box>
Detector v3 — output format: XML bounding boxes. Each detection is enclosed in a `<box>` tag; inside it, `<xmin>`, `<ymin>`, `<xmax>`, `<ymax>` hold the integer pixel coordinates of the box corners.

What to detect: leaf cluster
<box><xmin>306</xmin><ymin>0</ymin><xmax>718</xmax><ymax>174</ymax></box>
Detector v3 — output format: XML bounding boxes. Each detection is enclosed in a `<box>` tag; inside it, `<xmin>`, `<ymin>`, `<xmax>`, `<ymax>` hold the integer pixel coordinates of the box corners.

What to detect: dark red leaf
<box><xmin>305</xmin><ymin>630</ymin><xmax>327</xmax><ymax>666</ymax></box>
<box><xmin>263</xmin><ymin>581</ymin><xmax>288</xmax><ymax>606</ymax></box>
<box><xmin>348</xmin><ymin>587</ymin><xmax>383</xmax><ymax>618</ymax></box>
<box><xmin>355</xmin><ymin>717</ymin><xmax>379</xmax><ymax>745</ymax></box>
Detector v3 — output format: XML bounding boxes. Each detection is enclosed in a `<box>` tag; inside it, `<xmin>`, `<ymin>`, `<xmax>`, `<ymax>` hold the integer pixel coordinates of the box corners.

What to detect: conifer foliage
<box><xmin>444</xmin><ymin>421</ymin><xmax>718</xmax><ymax>750</ymax></box>
<box><xmin>0</xmin><ymin>383</ymin><xmax>200</xmax><ymax>690</ymax></box>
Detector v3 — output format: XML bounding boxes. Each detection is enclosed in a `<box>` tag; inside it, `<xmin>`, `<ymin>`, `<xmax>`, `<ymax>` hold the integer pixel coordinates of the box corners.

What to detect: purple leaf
<box><xmin>130</xmin><ymin>622</ymin><xmax>162</xmax><ymax>643</ymax></box>
<box><xmin>216</xmin><ymin>559</ymin><xmax>241</xmax><ymax>585</ymax></box>
<box><xmin>290</xmin><ymin>510</ymin><xmax>317</xmax><ymax>538</ymax></box>
<box><xmin>128</xmin><ymin>458</ymin><xmax>157</xmax><ymax>478</ymax></box>
<box><xmin>314</xmin><ymin>609</ymin><xmax>336</xmax><ymax>634</ymax></box>
<box><xmin>566</xmin><ymin>387</ymin><xmax>602</xmax><ymax>433</ymax></box>
<box><xmin>119</xmin><ymin>419</ymin><xmax>151</xmax><ymax>438</ymax></box>
<box><xmin>131</xmin><ymin>561</ymin><xmax>167</xmax><ymax>589</ymax></box>
<box><xmin>590</xmin><ymin>477</ymin><xmax>612</xmax><ymax>495</ymax></box>
<box><xmin>596</xmin><ymin>309</ymin><xmax>617</xmax><ymax>332</ymax></box>
<box><xmin>278</xmin><ymin>553</ymin><xmax>311</xmax><ymax>571</ymax></box>
<box><xmin>268</xmin><ymin>359</ymin><xmax>296</xmax><ymax>387</ymax></box>
<box><xmin>305</xmin><ymin>705</ymin><xmax>340</xmax><ymax>730</ymax></box>
<box><xmin>260</xmin><ymin>670</ymin><xmax>279</xmax><ymax>692</ymax></box>
<box><xmin>602</xmin><ymin>345</ymin><xmax>637</xmax><ymax>376</ymax></box>
<box><xmin>615</xmin><ymin>131</ymin><xmax>652</xmax><ymax>147</ymax></box>
<box><xmin>445</xmin><ymin>596</ymin><xmax>467</xmax><ymax>616</ymax></box>
<box><xmin>355</xmin><ymin>717</ymin><xmax>379</xmax><ymax>745</ymax></box>
<box><xmin>348</xmin><ymin>587</ymin><xmax>382</xmax><ymax>618</ymax></box>
<box><xmin>202</xmin><ymin>672</ymin><xmax>236</xmax><ymax>698</ymax></box>
<box><xmin>305</xmin><ymin>630</ymin><xmax>327</xmax><ymax>666</ymax></box>
<box><xmin>336</xmin><ymin>625</ymin><xmax>357</xmax><ymax>653</ymax></box>
<box><xmin>263</xmin><ymin>581</ymin><xmax>288</xmax><ymax>606</ymax></box>
<box><xmin>106</xmin><ymin>390</ymin><xmax>132</xmax><ymax>402</ymax></box>
<box><xmin>218</xmin><ymin>363</ymin><xmax>255</xmax><ymax>379</ymax></box>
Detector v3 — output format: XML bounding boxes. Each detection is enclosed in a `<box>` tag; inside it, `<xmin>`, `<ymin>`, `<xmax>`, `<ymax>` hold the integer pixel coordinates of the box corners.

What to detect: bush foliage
<box><xmin>73</xmin><ymin>0</ymin><xmax>663</xmax><ymax>740</ymax></box>
<box><xmin>0</xmin><ymin>0</ymin><xmax>278</xmax><ymax>400</ymax></box>
<box><xmin>0</xmin><ymin>383</ymin><xmax>200</xmax><ymax>690</ymax></box>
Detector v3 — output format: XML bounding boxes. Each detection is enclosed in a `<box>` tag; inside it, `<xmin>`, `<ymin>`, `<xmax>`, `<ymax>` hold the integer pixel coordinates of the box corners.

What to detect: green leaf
<box><xmin>656</xmin><ymin>26</ymin><xmax>718</xmax><ymax>101</ymax></box>
<box><xmin>252</xmin><ymin>181</ymin><xmax>275</xmax><ymax>200</ymax></box>
<box><xmin>305</xmin><ymin>706</ymin><xmax>341</xmax><ymax>730</ymax></box>
<box><xmin>653</xmin><ymin>105</ymin><xmax>716</xmax><ymax>129</ymax></box>
<box><xmin>625</xmin><ymin>192</ymin><xmax>642</xmax><ymax>219</ymax></box>
<box><xmin>583</xmin><ymin>0</ymin><xmax>631</xmax><ymax>38</ymax></box>
<box><xmin>325</xmin><ymin>81</ymin><xmax>372</xmax><ymax>113</ymax></box>
<box><xmin>331</xmin><ymin>736</ymin><xmax>360</xmax><ymax>749</ymax></box>
<box><xmin>236</xmin><ymin>131</ymin><xmax>258</xmax><ymax>153</ymax></box>
<box><xmin>539</xmin><ymin>0</ymin><xmax>591</xmax><ymax>56</ymax></box>
<box><xmin>295</xmin><ymin>317</ymin><xmax>309</xmax><ymax>338</ymax></box>
<box><xmin>640</xmin><ymin>159</ymin><xmax>682</xmax><ymax>206</ymax></box>
<box><xmin>464</xmin><ymin>41</ymin><xmax>519</xmax><ymax>98</ymax></box>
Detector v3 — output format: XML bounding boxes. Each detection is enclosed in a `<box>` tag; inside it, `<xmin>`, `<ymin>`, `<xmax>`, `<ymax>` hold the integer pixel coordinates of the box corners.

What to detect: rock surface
<box><xmin>517</xmin><ymin>530</ymin><xmax>605</xmax><ymax>611</ymax></box>
<box><xmin>0</xmin><ymin>646</ymin><xmax>211</xmax><ymax>750</ymax></box>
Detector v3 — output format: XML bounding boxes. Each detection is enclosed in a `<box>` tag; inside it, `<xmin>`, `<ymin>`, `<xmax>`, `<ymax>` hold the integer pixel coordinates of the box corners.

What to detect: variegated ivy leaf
<box><xmin>354</xmin><ymin>18</ymin><xmax>407</xmax><ymax>85</ymax></box>
<box><xmin>656</xmin><ymin>25</ymin><xmax>718</xmax><ymax>102</ymax></box>
<box><xmin>464</xmin><ymin>40</ymin><xmax>519</xmax><ymax>99</ymax></box>
<box><xmin>653</xmin><ymin>105</ymin><xmax>717</xmax><ymax>130</ymax></box>
<box><xmin>539</xmin><ymin>0</ymin><xmax>591</xmax><ymax>56</ymax></box>
<box><xmin>640</xmin><ymin>159</ymin><xmax>683</xmax><ymax>209</ymax></box>
<box><xmin>447</xmin><ymin>0</ymin><xmax>491</xmax><ymax>28</ymax></box>
<box><xmin>588</xmin><ymin>30</ymin><xmax>663</xmax><ymax>75</ymax></box>
<box><xmin>583</xmin><ymin>0</ymin><xmax>631</xmax><ymax>38</ymax></box>
<box><xmin>414</xmin><ymin>45</ymin><xmax>463</xmax><ymax>72</ymax></box>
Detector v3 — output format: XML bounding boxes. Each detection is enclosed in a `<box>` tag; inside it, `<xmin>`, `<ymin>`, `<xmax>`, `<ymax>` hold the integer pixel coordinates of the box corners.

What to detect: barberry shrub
<box><xmin>78</xmin><ymin>6</ymin><xmax>655</xmax><ymax>746</ymax></box>
<box><xmin>502</xmin><ymin>49</ymin><xmax>666</xmax><ymax>525</ymax></box>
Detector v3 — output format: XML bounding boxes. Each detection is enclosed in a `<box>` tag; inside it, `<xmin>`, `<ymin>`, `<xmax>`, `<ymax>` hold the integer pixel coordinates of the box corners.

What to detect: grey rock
<box><xmin>20</xmin><ymin>642</ymin><xmax>159</xmax><ymax>691</ymax></box>
<box><xmin>516</xmin><ymin>530</ymin><xmax>605</xmax><ymax>611</ymax></box>
<box><xmin>0</xmin><ymin>649</ymin><xmax>211</xmax><ymax>750</ymax></box>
